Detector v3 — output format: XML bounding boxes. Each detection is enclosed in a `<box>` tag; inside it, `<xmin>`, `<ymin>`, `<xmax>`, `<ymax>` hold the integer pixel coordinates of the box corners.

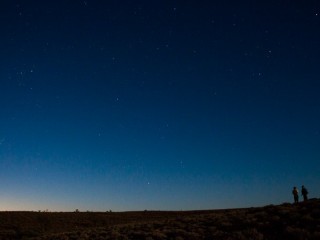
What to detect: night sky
<box><xmin>0</xmin><ymin>1</ymin><xmax>319</xmax><ymax>211</ymax></box>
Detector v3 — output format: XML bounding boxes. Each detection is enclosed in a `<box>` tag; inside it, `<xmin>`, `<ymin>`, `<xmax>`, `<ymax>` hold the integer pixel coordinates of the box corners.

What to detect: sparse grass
<box><xmin>0</xmin><ymin>199</ymin><xmax>320</xmax><ymax>239</ymax></box>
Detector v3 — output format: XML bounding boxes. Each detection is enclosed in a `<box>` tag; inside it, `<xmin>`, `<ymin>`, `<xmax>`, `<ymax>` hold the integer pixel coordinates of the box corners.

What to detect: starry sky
<box><xmin>0</xmin><ymin>0</ymin><xmax>319</xmax><ymax>211</ymax></box>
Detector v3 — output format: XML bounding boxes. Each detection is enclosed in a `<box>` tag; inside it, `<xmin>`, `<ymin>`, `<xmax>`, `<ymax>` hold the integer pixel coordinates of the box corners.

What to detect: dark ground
<box><xmin>1</xmin><ymin>199</ymin><xmax>320</xmax><ymax>239</ymax></box>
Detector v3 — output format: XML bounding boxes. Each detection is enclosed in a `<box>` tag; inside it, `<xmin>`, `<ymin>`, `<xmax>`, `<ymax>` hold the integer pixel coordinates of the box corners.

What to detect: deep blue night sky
<box><xmin>0</xmin><ymin>0</ymin><xmax>319</xmax><ymax>211</ymax></box>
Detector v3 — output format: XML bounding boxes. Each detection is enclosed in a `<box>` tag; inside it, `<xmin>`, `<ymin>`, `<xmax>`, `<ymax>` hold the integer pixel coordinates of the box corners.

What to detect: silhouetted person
<box><xmin>292</xmin><ymin>186</ymin><xmax>299</xmax><ymax>203</ymax></box>
<box><xmin>301</xmin><ymin>185</ymin><xmax>308</xmax><ymax>201</ymax></box>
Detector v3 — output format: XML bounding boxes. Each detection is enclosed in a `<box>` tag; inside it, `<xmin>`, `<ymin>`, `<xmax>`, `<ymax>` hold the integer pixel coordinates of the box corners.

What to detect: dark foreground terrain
<box><xmin>1</xmin><ymin>199</ymin><xmax>320</xmax><ymax>240</ymax></box>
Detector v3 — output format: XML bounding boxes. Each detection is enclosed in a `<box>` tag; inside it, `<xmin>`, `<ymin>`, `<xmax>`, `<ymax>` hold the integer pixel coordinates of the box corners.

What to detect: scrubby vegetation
<box><xmin>1</xmin><ymin>199</ymin><xmax>320</xmax><ymax>239</ymax></box>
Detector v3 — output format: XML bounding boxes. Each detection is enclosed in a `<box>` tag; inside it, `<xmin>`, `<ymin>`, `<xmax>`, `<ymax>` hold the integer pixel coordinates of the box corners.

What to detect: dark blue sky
<box><xmin>0</xmin><ymin>0</ymin><xmax>319</xmax><ymax>211</ymax></box>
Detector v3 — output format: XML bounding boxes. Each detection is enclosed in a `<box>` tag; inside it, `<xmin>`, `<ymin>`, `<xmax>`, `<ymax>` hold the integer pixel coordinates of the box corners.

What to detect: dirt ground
<box><xmin>0</xmin><ymin>199</ymin><xmax>319</xmax><ymax>239</ymax></box>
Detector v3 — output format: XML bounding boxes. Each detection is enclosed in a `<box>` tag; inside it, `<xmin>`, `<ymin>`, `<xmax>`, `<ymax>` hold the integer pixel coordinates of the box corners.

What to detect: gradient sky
<box><xmin>0</xmin><ymin>0</ymin><xmax>319</xmax><ymax>211</ymax></box>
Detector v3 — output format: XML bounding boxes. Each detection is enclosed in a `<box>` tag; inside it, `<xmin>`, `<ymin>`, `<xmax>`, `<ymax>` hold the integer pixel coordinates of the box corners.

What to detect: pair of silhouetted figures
<box><xmin>292</xmin><ymin>185</ymin><xmax>308</xmax><ymax>203</ymax></box>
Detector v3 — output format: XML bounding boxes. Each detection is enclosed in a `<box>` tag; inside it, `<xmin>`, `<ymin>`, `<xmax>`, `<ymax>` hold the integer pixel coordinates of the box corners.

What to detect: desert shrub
<box><xmin>170</xmin><ymin>221</ymin><xmax>186</xmax><ymax>230</ymax></box>
<box><xmin>219</xmin><ymin>220</ymin><xmax>232</xmax><ymax>228</ymax></box>
<box><xmin>287</xmin><ymin>212</ymin><xmax>302</xmax><ymax>223</ymax></box>
<box><xmin>231</xmin><ymin>231</ymin><xmax>247</xmax><ymax>240</ymax></box>
<box><xmin>128</xmin><ymin>230</ymin><xmax>148</xmax><ymax>239</ymax></box>
<box><xmin>172</xmin><ymin>228</ymin><xmax>189</xmax><ymax>236</ymax></box>
<box><xmin>84</xmin><ymin>231</ymin><xmax>95</xmax><ymax>239</ymax></box>
<box><xmin>280</xmin><ymin>203</ymin><xmax>292</xmax><ymax>207</ymax></box>
<box><xmin>174</xmin><ymin>237</ymin><xmax>184</xmax><ymax>240</ymax></box>
<box><xmin>244</xmin><ymin>228</ymin><xmax>264</xmax><ymax>240</ymax></box>
<box><xmin>162</xmin><ymin>229</ymin><xmax>184</xmax><ymax>239</ymax></box>
<box><xmin>278</xmin><ymin>209</ymin><xmax>291</xmax><ymax>217</ymax></box>
<box><xmin>151</xmin><ymin>230</ymin><xmax>167</xmax><ymax>240</ymax></box>
<box><xmin>194</xmin><ymin>226</ymin><xmax>205</xmax><ymax>235</ymax></box>
<box><xmin>270</xmin><ymin>215</ymin><xmax>281</xmax><ymax>222</ymax></box>
<box><xmin>186</xmin><ymin>231</ymin><xmax>202</xmax><ymax>240</ymax></box>
<box><xmin>254</xmin><ymin>211</ymin><xmax>268</xmax><ymax>220</ymax></box>
<box><xmin>210</xmin><ymin>229</ymin><xmax>226</xmax><ymax>237</ymax></box>
<box><xmin>208</xmin><ymin>226</ymin><xmax>217</xmax><ymax>233</ymax></box>
<box><xmin>285</xmin><ymin>226</ymin><xmax>311</xmax><ymax>239</ymax></box>
<box><xmin>142</xmin><ymin>223</ymin><xmax>154</xmax><ymax>230</ymax></box>
<box><xmin>95</xmin><ymin>229</ymin><xmax>110</xmax><ymax>239</ymax></box>
<box><xmin>110</xmin><ymin>230</ymin><xmax>122</xmax><ymax>238</ymax></box>
<box><xmin>48</xmin><ymin>233</ymin><xmax>71</xmax><ymax>240</ymax></box>
<box><xmin>66</xmin><ymin>233</ymin><xmax>81</xmax><ymax>240</ymax></box>
<box><xmin>300</xmin><ymin>214</ymin><xmax>315</xmax><ymax>225</ymax></box>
